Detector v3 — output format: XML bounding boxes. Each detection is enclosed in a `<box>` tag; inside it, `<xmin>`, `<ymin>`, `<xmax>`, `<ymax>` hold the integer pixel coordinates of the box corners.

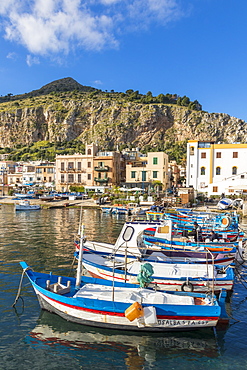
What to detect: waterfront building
<box><xmin>186</xmin><ymin>140</ymin><xmax>247</xmax><ymax>196</ymax></box>
<box><xmin>0</xmin><ymin>160</ymin><xmax>16</xmax><ymax>195</ymax></box>
<box><xmin>55</xmin><ymin>143</ymin><xmax>122</xmax><ymax>192</ymax></box>
<box><xmin>35</xmin><ymin>162</ymin><xmax>55</xmax><ymax>188</ymax></box>
<box><xmin>168</xmin><ymin>160</ymin><xmax>180</xmax><ymax>188</ymax></box>
<box><xmin>125</xmin><ymin>151</ymin><xmax>168</xmax><ymax>190</ymax></box>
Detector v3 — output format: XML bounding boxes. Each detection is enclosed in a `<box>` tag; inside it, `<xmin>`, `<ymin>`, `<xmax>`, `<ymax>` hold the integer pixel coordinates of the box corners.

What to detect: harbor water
<box><xmin>1</xmin><ymin>204</ymin><xmax>247</xmax><ymax>369</ymax></box>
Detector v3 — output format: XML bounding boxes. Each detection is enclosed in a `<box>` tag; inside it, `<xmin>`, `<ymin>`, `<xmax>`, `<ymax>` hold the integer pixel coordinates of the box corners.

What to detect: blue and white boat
<box><xmin>15</xmin><ymin>200</ymin><xmax>41</xmax><ymax>211</ymax></box>
<box><xmin>74</xmin><ymin>219</ymin><xmax>236</xmax><ymax>266</ymax></box>
<box><xmin>81</xmin><ymin>249</ymin><xmax>234</xmax><ymax>293</ymax></box>
<box><xmin>19</xmin><ymin>261</ymin><xmax>228</xmax><ymax>331</ymax></box>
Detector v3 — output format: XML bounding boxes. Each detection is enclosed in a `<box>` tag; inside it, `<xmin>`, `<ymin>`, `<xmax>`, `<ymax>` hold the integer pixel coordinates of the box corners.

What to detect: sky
<box><xmin>1</xmin><ymin>0</ymin><xmax>247</xmax><ymax>121</ymax></box>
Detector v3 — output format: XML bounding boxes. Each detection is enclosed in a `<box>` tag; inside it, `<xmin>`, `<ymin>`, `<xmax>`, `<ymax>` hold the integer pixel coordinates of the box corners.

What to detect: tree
<box><xmin>181</xmin><ymin>96</ymin><xmax>190</xmax><ymax>106</ymax></box>
<box><xmin>157</xmin><ymin>94</ymin><xmax>169</xmax><ymax>104</ymax></box>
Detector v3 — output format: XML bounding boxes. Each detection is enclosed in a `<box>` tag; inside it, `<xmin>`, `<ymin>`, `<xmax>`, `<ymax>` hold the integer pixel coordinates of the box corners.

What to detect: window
<box><xmin>153</xmin><ymin>171</ymin><xmax>158</xmax><ymax>178</ymax></box>
<box><xmin>233</xmin><ymin>152</ymin><xmax>238</xmax><ymax>158</ymax></box>
<box><xmin>36</xmin><ymin>168</ymin><xmax>42</xmax><ymax>173</ymax></box>
<box><xmin>88</xmin><ymin>162</ymin><xmax>91</xmax><ymax>168</ymax></box>
<box><xmin>241</xmin><ymin>175</ymin><xmax>245</xmax><ymax>179</ymax></box>
<box><xmin>201</xmin><ymin>152</ymin><xmax>206</xmax><ymax>158</ymax></box>
<box><xmin>232</xmin><ymin>166</ymin><xmax>237</xmax><ymax>175</ymax></box>
<box><xmin>47</xmin><ymin>168</ymin><xmax>53</xmax><ymax>173</ymax></box>
<box><xmin>44</xmin><ymin>177</ymin><xmax>46</xmax><ymax>181</ymax></box>
<box><xmin>122</xmin><ymin>226</ymin><xmax>134</xmax><ymax>242</ymax></box>
<box><xmin>43</xmin><ymin>168</ymin><xmax>46</xmax><ymax>172</ymax></box>
<box><xmin>216</xmin><ymin>152</ymin><xmax>221</xmax><ymax>158</ymax></box>
<box><xmin>68</xmin><ymin>162</ymin><xmax>74</xmax><ymax>169</ymax></box>
<box><xmin>191</xmin><ymin>164</ymin><xmax>193</xmax><ymax>168</ymax></box>
<box><xmin>213</xmin><ymin>186</ymin><xmax>218</xmax><ymax>192</ymax></box>
<box><xmin>49</xmin><ymin>177</ymin><xmax>52</xmax><ymax>182</ymax></box>
<box><xmin>78</xmin><ymin>174</ymin><xmax>81</xmax><ymax>183</ymax></box>
<box><xmin>216</xmin><ymin>167</ymin><xmax>221</xmax><ymax>175</ymax></box>
<box><xmin>200</xmin><ymin>167</ymin><xmax>205</xmax><ymax>175</ymax></box>
<box><xmin>153</xmin><ymin>157</ymin><xmax>158</xmax><ymax>165</ymax></box>
<box><xmin>131</xmin><ymin>171</ymin><xmax>136</xmax><ymax>179</ymax></box>
<box><xmin>78</xmin><ymin>162</ymin><xmax>81</xmax><ymax>170</ymax></box>
<box><xmin>142</xmin><ymin>171</ymin><xmax>146</xmax><ymax>181</ymax></box>
<box><xmin>88</xmin><ymin>149</ymin><xmax>91</xmax><ymax>155</ymax></box>
<box><xmin>61</xmin><ymin>174</ymin><xmax>64</xmax><ymax>183</ymax></box>
<box><xmin>98</xmin><ymin>162</ymin><xmax>104</xmax><ymax>167</ymax></box>
<box><xmin>190</xmin><ymin>146</ymin><xmax>194</xmax><ymax>155</ymax></box>
<box><xmin>87</xmin><ymin>174</ymin><xmax>91</xmax><ymax>180</ymax></box>
<box><xmin>68</xmin><ymin>174</ymin><xmax>74</xmax><ymax>183</ymax></box>
<box><xmin>61</xmin><ymin>162</ymin><xmax>64</xmax><ymax>170</ymax></box>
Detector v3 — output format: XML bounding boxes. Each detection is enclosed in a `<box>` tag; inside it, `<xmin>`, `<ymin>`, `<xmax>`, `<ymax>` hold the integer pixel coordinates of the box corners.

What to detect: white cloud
<box><xmin>0</xmin><ymin>0</ymin><xmax>186</xmax><ymax>57</ymax></box>
<box><xmin>26</xmin><ymin>54</ymin><xmax>40</xmax><ymax>66</ymax></box>
<box><xmin>93</xmin><ymin>80</ymin><xmax>103</xmax><ymax>85</ymax></box>
<box><xmin>6</xmin><ymin>51</ymin><xmax>17</xmax><ymax>60</ymax></box>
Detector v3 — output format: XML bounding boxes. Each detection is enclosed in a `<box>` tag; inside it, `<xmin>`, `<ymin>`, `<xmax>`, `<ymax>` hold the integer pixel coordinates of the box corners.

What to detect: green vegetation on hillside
<box><xmin>0</xmin><ymin>77</ymin><xmax>202</xmax><ymax>111</ymax></box>
<box><xmin>0</xmin><ymin>140</ymin><xmax>85</xmax><ymax>162</ymax></box>
<box><xmin>0</xmin><ymin>138</ymin><xmax>187</xmax><ymax>164</ymax></box>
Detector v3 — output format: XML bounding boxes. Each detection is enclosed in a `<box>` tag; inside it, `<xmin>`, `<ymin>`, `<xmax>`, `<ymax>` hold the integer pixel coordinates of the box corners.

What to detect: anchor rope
<box><xmin>12</xmin><ymin>267</ymin><xmax>30</xmax><ymax>307</ymax></box>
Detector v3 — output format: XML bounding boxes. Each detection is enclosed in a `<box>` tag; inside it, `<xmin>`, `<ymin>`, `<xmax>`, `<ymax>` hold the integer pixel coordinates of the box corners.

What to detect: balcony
<box><xmin>94</xmin><ymin>177</ymin><xmax>109</xmax><ymax>183</ymax></box>
<box><xmin>59</xmin><ymin>168</ymin><xmax>86</xmax><ymax>173</ymax></box>
<box><xmin>94</xmin><ymin>166</ymin><xmax>109</xmax><ymax>171</ymax></box>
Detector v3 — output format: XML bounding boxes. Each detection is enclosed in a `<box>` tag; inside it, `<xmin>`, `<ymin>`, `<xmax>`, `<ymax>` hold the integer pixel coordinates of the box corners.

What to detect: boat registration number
<box><xmin>157</xmin><ymin>319</ymin><xmax>209</xmax><ymax>326</ymax></box>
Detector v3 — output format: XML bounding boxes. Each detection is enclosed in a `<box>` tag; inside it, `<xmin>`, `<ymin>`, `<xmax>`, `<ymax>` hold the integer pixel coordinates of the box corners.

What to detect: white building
<box><xmin>186</xmin><ymin>140</ymin><xmax>247</xmax><ymax>196</ymax></box>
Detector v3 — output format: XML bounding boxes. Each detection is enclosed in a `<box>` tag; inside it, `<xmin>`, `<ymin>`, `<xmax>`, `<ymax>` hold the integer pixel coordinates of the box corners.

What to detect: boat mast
<box><xmin>76</xmin><ymin>223</ymin><xmax>85</xmax><ymax>288</ymax></box>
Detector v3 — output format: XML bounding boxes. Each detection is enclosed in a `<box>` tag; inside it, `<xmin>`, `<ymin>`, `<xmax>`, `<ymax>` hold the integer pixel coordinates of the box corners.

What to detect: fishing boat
<box><xmin>142</xmin><ymin>221</ymin><xmax>240</xmax><ymax>252</ymax></box>
<box><xmin>15</xmin><ymin>200</ymin><xmax>41</xmax><ymax>211</ymax></box>
<box><xmin>101</xmin><ymin>206</ymin><xmax>113</xmax><ymax>214</ymax></box>
<box><xmin>217</xmin><ymin>198</ymin><xmax>233</xmax><ymax>210</ymax></box>
<box><xmin>74</xmin><ymin>219</ymin><xmax>237</xmax><ymax>266</ymax></box>
<box><xmin>39</xmin><ymin>194</ymin><xmax>54</xmax><ymax>201</ymax></box>
<box><xmin>14</xmin><ymin>193</ymin><xmax>35</xmax><ymax>199</ymax></box>
<box><xmin>146</xmin><ymin>210</ymin><xmax>239</xmax><ymax>231</ymax></box>
<box><xmin>19</xmin><ymin>261</ymin><xmax>228</xmax><ymax>331</ymax></box>
<box><xmin>111</xmin><ymin>206</ymin><xmax>130</xmax><ymax>215</ymax></box>
<box><xmin>81</xmin><ymin>250</ymin><xmax>234</xmax><ymax>293</ymax></box>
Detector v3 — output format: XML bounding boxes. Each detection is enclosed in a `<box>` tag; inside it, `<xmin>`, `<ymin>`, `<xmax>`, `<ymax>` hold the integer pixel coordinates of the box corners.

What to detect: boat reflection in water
<box><xmin>26</xmin><ymin>311</ymin><xmax>220</xmax><ymax>367</ymax></box>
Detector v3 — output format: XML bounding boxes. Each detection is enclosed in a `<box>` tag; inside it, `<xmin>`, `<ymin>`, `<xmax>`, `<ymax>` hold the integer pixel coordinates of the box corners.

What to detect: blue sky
<box><xmin>1</xmin><ymin>0</ymin><xmax>247</xmax><ymax>121</ymax></box>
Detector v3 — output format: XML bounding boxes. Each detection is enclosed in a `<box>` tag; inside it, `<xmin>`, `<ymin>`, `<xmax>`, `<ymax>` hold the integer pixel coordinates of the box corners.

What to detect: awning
<box><xmin>228</xmin><ymin>185</ymin><xmax>247</xmax><ymax>190</ymax></box>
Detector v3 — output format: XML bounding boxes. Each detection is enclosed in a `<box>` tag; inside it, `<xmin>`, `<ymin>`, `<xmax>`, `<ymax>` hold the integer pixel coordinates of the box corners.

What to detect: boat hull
<box><xmin>20</xmin><ymin>262</ymin><xmax>222</xmax><ymax>332</ymax></box>
<box><xmin>82</xmin><ymin>258</ymin><xmax>234</xmax><ymax>293</ymax></box>
<box><xmin>35</xmin><ymin>287</ymin><xmax>219</xmax><ymax>332</ymax></box>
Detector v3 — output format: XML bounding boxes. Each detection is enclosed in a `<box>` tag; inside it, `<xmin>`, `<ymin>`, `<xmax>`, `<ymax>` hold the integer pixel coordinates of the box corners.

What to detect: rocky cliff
<box><xmin>0</xmin><ymin>79</ymin><xmax>246</xmax><ymax>150</ymax></box>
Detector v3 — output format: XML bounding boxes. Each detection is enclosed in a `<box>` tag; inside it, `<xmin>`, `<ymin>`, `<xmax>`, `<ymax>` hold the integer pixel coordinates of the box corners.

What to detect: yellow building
<box><xmin>35</xmin><ymin>162</ymin><xmax>55</xmax><ymax>187</ymax></box>
<box><xmin>125</xmin><ymin>151</ymin><xmax>168</xmax><ymax>190</ymax></box>
<box><xmin>55</xmin><ymin>144</ymin><xmax>122</xmax><ymax>192</ymax></box>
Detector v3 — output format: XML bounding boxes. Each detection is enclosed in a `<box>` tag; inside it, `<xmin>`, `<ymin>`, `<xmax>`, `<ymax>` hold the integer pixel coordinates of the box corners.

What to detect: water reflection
<box><xmin>26</xmin><ymin>311</ymin><xmax>220</xmax><ymax>369</ymax></box>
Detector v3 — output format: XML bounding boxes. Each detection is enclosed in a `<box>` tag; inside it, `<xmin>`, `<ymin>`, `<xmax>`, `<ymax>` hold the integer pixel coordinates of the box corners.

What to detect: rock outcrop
<box><xmin>0</xmin><ymin>81</ymin><xmax>246</xmax><ymax>149</ymax></box>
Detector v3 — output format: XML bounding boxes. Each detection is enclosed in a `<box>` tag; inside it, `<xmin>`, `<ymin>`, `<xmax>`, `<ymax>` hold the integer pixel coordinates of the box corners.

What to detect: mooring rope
<box><xmin>12</xmin><ymin>268</ymin><xmax>28</xmax><ymax>307</ymax></box>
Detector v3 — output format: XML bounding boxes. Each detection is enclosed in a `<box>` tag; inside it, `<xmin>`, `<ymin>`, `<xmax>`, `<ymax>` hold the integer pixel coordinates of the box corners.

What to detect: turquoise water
<box><xmin>0</xmin><ymin>204</ymin><xmax>247</xmax><ymax>369</ymax></box>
